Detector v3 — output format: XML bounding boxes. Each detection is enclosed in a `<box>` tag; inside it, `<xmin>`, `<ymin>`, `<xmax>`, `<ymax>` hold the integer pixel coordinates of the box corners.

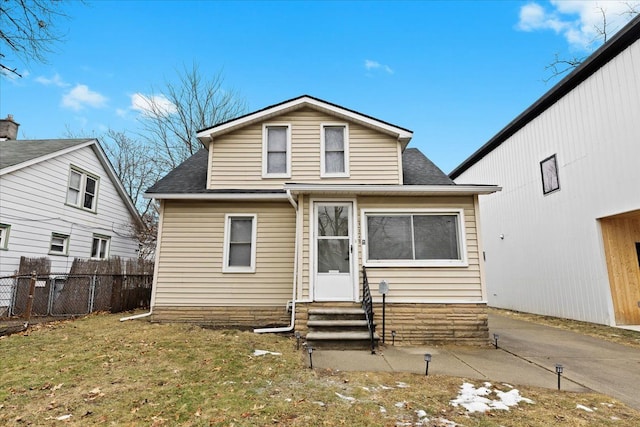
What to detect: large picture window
<box><xmin>363</xmin><ymin>209</ymin><xmax>466</xmax><ymax>267</ymax></box>
<box><xmin>321</xmin><ymin>124</ymin><xmax>349</xmax><ymax>177</ymax></box>
<box><xmin>67</xmin><ymin>167</ymin><xmax>99</xmax><ymax>211</ymax></box>
<box><xmin>223</xmin><ymin>214</ymin><xmax>257</xmax><ymax>273</ymax></box>
<box><xmin>262</xmin><ymin>124</ymin><xmax>291</xmax><ymax>178</ymax></box>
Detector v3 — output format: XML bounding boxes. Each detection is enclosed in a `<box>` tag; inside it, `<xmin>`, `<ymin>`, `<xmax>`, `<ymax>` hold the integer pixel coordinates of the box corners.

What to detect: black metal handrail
<box><xmin>361</xmin><ymin>266</ymin><xmax>376</xmax><ymax>354</ymax></box>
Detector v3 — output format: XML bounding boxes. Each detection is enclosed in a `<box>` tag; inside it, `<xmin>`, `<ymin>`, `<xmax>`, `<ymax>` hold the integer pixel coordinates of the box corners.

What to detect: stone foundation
<box><xmin>152</xmin><ymin>306</ymin><xmax>290</xmax><ymax>329</ymax></box>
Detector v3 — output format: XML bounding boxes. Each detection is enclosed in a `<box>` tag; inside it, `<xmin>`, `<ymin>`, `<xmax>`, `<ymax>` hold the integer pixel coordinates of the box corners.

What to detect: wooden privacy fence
<box><xmin>0</xmin><ymin>272</ymin><xmax>152</xmax><ymax>318</ymax></box>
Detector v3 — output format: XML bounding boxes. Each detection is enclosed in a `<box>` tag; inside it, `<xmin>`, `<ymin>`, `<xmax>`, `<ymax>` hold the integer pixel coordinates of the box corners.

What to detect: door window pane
<box><xmin>318</xmin><ymin>206</ymin><xmax>349</xmax><ymax>236</ymax></box>
<box><xmin>317</xmin><ymin>239</ymin><xmax>350</xmax><ymax>273</ymax></box>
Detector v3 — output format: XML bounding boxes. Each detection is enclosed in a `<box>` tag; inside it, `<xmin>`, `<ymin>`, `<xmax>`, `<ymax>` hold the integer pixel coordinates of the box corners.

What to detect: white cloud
<box><xmin>517</xmin><ymin>1</ymin><xmax>639</xmax><ymax>50</ymax></box>
<box><xmin>364</xmin><ymin>59</ymin><xmax>394</xmax><ymax>74</ymax></box>
<box><xmin>62</xmin><ymin>84</ymin><xmax>108</xmax><ymax>111</ymax></box>
<box><xmin>35</xmin><ymin>73</ymin><xmax>70</xmax><ymax>87</ymax></box>
<box><xmin>130</xmin><ymin>93</ymin><xmax>177</xmax><ymax>117</ymax></box>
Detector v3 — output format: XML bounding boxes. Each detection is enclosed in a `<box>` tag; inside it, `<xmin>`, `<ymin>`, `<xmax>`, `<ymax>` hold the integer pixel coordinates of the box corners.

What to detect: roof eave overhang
<box><xmin>196</xmin><ymin>96</ymin><xmax>413</xmax><ymax>145</ymax></box>
<box><xmin>284</xmin><ymin>183</ymin><xmax>501</xmax><ymax>196</ymax></box>
<box><xmin>143</xmin><ymin>192</ymin><xmax>290</xmax><ymax>201</ymax></box>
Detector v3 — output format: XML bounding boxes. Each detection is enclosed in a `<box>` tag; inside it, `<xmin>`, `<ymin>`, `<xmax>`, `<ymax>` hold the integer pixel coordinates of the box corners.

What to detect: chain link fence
<box><xmin>0</xmin><ymin>273</ymin><xmax>152</xmax><ymax>319</ymax></box>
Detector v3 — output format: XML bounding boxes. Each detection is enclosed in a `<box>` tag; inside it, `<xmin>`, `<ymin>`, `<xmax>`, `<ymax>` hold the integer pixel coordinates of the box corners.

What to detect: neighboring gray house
<box><xmin>0</xmin><ymin>116</ymin><xmax>142</xmax><ymax>282</ymax></box>
<box><xmin>451</xmin><ymin>16</ymin><xmax>640</xmax><ymax>328</ymax></box>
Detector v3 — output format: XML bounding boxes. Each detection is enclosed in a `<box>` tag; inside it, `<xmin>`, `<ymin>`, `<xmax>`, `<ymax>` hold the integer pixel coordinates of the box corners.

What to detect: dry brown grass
<box><xmin>1</xmin><ymin>312</ymin><xmax>639</xmax><ymax>426</ymax></box>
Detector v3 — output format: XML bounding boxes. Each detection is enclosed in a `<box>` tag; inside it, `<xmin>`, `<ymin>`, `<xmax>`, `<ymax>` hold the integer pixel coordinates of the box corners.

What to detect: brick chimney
<box><xmin>0</xmin><ymin>115</ymin><xmax>20</xmax><ymax>140</ymax></box>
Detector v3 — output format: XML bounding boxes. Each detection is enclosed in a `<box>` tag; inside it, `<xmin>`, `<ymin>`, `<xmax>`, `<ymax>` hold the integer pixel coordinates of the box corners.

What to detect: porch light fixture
<box><xmin>391</xmin><ymin>330</ymin><xmax>396</xmax><ymax>346</ymax></box>
<box><xmin>493</xmin><ymin>333</ymin><xmax>499</xmax><ymax>349</ymax></box>
<box><xmin>555</xmin><ymin>364</ymin><xmax>563</xmax><ymax>390</ymax></box>
<box><xmin>308</xmin><ymin>347</ymin><xmax>314</xmax><ymax>369</ymax></box>
<box><xmin>295</xmin><ymin>331</ymin><xmax>301</xmax><ymax>350</ymax></box>
<box><xmin>424</xmin><ymin>353</ymin><xmax>432</xmax><ymax>376</ymax></box>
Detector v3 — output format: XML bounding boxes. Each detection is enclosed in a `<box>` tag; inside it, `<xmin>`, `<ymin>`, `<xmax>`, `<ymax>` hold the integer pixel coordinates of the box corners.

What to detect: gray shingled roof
<box><xmin>0</xmin><ymin>139</ymin><xmax>92</xmax><ymax>170</ymax></box>
<box><xmin>146</xmin><ymin>146</ymin><xmax>453</xmax><ymax>195</ymax></box>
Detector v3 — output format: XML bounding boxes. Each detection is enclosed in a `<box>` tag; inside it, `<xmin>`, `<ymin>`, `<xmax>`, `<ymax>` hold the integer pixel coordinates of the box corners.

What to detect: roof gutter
<box><xmin>254</xmin><ymin>189</ymin><xmax>300</xmax><ymax>334</ymax></box>
<box><xmin>284</xmin><ymin>183</ymin><xmax>501</xmax><ymax>196</ymax></box>
<box><xmin>143</xmin><ymin>192</ymin><xmax>289</xmax><ymax>201</ymax></box>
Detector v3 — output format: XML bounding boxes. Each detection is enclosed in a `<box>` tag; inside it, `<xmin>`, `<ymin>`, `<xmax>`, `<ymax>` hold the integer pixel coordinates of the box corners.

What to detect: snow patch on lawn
<box><xmin>252</xmin><ymin>349</ymin><xmax>281</xmax><ymax>356</ymax></box>
<box><xmin>450</xmin><ymin>382</ymin><xmax>534</xmax><ymax>413</ymax></box>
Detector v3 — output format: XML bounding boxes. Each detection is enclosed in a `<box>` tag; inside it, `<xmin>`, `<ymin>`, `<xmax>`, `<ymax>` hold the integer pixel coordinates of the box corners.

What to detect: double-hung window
<box><xmin>362</xmin><ymin>209</ymin><xmax>467</xmax><ymax>267</ymax></box>
<box><xmin>321</xmin><ymin>124</ymin><xmax>349</xmax><ymax>177</ymax></box>
<box><xmin>0</xmin><ymin>224</ymin><xmax>10</xmax><ymax>250</ymax></box>
<box><xmin>223</xmin><ymin>214</ymin><xmax>257</xmax><ymax>273</ymax></box>
<box><xmin>91</xmin><ymin>235</ymin><xmax>110</xmax><ymax>259</ymax></box>
<box><xmin>262</xmin><ymin>124</ymin><xmax>291</xmax><ymax>178</ymax></box>
<box><xmin>67</xmin><ymin>167</ymin><xmax>99</xmax><ymax>211</ymax></box>
<box><xmin>50</xmin><ymin>233</ymin><xmax>70</xmax><ymax>255</ymax></box>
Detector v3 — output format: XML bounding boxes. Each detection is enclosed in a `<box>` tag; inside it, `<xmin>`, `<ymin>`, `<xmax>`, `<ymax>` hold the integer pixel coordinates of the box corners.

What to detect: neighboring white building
<box><xmin>0</xmin><ymin>116</ymin><xmax>142</xmax><ymax>279</ymax></box>
<box><xmin>450</xmin><ymin>16</ymin><xmax>640</xmax><ymax>327</ymax></box>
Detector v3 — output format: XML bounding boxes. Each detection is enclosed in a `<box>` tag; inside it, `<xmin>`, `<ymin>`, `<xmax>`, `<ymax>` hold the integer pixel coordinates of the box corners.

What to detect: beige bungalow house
<box><xmin>145</xmin><ymin>96</ymin><xmax>499</xmax><ymax>348</ymax></box>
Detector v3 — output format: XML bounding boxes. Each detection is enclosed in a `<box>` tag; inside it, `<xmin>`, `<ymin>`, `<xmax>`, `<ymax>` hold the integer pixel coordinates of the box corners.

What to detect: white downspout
<box><xmin>254</xmin><ymin>190</ymin><xmax>299</xmax><ymax>333</ymax></box>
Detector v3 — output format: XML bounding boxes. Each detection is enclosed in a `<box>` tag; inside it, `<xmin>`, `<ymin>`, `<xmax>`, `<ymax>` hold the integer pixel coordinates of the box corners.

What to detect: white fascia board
<box><xmin>0</xmin><ymin>139</ymin><xmax>95</xmax><ymax>176</ymax></box>
<box><xmin>284</xmin><ymin>183</ymin><xmax>501</xmax><ymax>196</ymax></box>
<box><xmin>143</xmin><ymin>192</ymin><xmax>291</xmax><ymax>201</ymax></box>
<box><xmin>197</xmin><ymin>96</ymin><xmax>413</xmax><ymax>142</ymax></box>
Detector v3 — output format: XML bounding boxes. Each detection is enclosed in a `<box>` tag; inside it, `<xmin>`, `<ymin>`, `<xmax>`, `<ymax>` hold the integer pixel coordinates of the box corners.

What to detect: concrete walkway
<box><xmin>311</xmin><ymin>311</ymin><xmax>640</xmax><ymax>410</ymax></box>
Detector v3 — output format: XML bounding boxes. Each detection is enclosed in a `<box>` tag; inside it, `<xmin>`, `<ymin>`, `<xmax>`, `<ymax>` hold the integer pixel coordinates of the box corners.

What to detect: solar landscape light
<box><xmin>555</xmin><ymin>364</ymin><xmax>563</xmax><ymax>390</ymax></box>
<box><xmin>424</xmin><ymin>353</ymin><xmax>432</xmax><ymax>376</ymax></box>
<box><xmin>493</xmin><ymin>333</ymin><xmax>499</xmax><ymax>349</ymax></box>
<box><xmin>391</xmin><ymin>330</ymin><xmax>397</xmax><ymax>346</ymax></box>
<box><xmin>295</xmin><ymin>331</ymin><xmax>301</xmax><ymax>350</ymax></box>
<box><xmin>307</xmin><ymin>346</ymin><xmax>314</xmax><ymax>369</ymax></box>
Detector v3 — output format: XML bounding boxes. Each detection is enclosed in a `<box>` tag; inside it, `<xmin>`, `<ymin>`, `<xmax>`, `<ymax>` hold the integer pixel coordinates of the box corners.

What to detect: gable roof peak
<box><xmin>197</xmin><ymin>95</ymin><xmax>413</xmax><ymax>148</ymax></box>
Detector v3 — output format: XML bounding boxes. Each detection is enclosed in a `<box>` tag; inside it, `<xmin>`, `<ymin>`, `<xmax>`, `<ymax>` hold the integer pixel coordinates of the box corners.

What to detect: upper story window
<box><xmin>223</xmin><ymin>214</ymin><xmax>257</xmax><ymax>273</ymax></box>
<box><xmin>262</xmin><ymin>124</ymin><xmax>291</xmax><ymax>178</ymax></box>
<box><xmin>321</xmin><ymin>123</ymin><xmax>349</xmax><ymax>178</ymax></box>
<box><xmin>91</xmin><ymin>234</ymin><xmax>110</xmax><ymax>259</ymax></box>
<box><xmin>0</xmin><ymin>224</ymin><xmax>10</xmax><ymax>250</ymax></box>
<box><xmin>540</xmin><ymin>154</ymin><xmax>560</xmax><ymax>195</ymax></box>
<box><xmin>67</xmin><ymin>167</ymin><xmax>99</xmax><ymax>211</ymax></box>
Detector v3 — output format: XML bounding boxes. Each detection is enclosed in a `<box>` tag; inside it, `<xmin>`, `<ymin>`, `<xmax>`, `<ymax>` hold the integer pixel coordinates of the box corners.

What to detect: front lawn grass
<box><xmin>1</xmin><ymin>312</ymin><xmax>639</xmax><ymax>426</ymax></box>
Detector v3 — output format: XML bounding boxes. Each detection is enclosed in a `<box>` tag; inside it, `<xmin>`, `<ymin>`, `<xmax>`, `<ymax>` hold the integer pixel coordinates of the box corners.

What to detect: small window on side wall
<box><xmin>0</xmin><ymin>224</ymin><xmax>10</xmax><ymax>250</ymax></box>
<box><xmin>91</xmin><ymin>235</ymin><xmax>110</xmax><ymax>259</ymax></box>
<box><xmin>67</xmin><ymin>166</ymin><xmax>99</xmax><ymax>211</ymax></box>
<box><xmin>540</xmin><ymin>154</ymin><xmax>560</xmax><ymax>195</ymax></box>
<box><xmin>223</xmin><ymin>214</ymin><xmax>257</xmax><ymax>273</ymax></box>
<box><xmin>50</xmin><ymin>233</ymin><xmax>70</xmax><ymax>255</ymax></box>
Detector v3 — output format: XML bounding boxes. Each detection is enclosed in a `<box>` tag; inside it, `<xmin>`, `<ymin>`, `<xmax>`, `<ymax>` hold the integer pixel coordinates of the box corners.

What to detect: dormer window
<box><xmin>262</xmin><ymin>124</ymin><xmax>291</xmax><ymax>178</ymax></box>
<box><xmin>321</xmin><ymin>123</ymin><xmax>349</xmax><ymax>177</ymax></box>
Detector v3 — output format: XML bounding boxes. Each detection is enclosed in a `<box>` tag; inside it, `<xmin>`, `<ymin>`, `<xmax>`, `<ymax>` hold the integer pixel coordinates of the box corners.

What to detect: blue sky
<box><xmin>2</xmin><ymin>0</ymin><xmax>638</xmax><ymax>174</ymax></box>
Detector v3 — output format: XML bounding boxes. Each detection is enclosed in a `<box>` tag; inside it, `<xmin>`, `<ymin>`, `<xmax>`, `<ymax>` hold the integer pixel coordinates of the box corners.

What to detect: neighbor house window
<box><xmin>0</xmin><ymin>224</ymin><xmax>10</xmax><ymax>250</ymax></box>
<box><xmin>49</xmin><ymin>233</ymin><xmax>69</xmax><ymax>255</ymax></box>
<box><xmin>91</xmin><ymin>235</ymin><xmax>110</xmax><ymax>259</ymax></box>
<box><xmin>321</xmin><ymin>124</ymin><xmax>349</xmax><ymax>177</ymax></box>
<box><xmin>362</xmin><ymin>209</ymin><xmax>467</xmax><ymax>267</ymax></box>
<box><xmin>540</xmin><ymin>154</ymin><xmax>560</xmax><ymax>195</ymax></box>
<box><xmin>262</xmin><ymin>124</ymin><xmax>291</xmax><ymax>178</ymax></box>
<box><xmin>223</xmin><ymin>214</ymin><xmax>257</xmax><ymax>273</ymax></box>
<box><xmin>67</xmin><ymin>167</ymin><xmax>99</xmax><ymax>211</ymax></box>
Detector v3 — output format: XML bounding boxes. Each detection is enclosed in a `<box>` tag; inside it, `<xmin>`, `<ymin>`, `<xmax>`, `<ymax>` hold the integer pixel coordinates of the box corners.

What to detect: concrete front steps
<box><xmin>305</xmin><ymin>307</ymin><xmax>379</xmax><ymax>351</ymax></box>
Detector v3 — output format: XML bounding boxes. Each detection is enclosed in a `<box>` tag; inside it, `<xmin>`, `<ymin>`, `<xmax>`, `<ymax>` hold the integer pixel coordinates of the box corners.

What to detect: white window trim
<box><xmin>222</xmin><ymin>214</ymin><xmax>257</xmax><ymax>273</ymax></box>
<box><xmin>320</xmin><ymin>123</ymin><xmax>350</xmax><ymax>178</ymax></box>
<box><xmin>262</xmin><ymin>123</ymin><xmax>291</xmax><ymax>178</ymax></box>
<box><xmin>49</xmin><ymin>233</ymin><xmax>70</xmax><ymax>256</ymax></box>
<box><xmin>360</xmin><ymin>208</ymin><xmax>468</xmax><ymax>267</ymax></box>
<box><xmin>0</xmin><ymin>224</ymin><xmax>10</xmax><ymax>250</ymax></box>
<box><xmin>91</xmin><ymin>234</ymin><xmax>110</xmax><ymax>260</ymax></box>
<box><xmin>66</xmin><ymin>165</ymin><xmax>100</xmax><ymax>212</ymax></box>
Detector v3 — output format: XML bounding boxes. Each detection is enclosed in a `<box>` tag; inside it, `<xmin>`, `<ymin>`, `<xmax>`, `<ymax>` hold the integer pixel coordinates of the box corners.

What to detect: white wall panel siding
<box><xmin>0</xmin><ymin>145</ymin><xmax>139</xmax><ymax>277</ymax></box>
<box><xmin>455</xmin><ymin>38</ymin><xmax>640</xmax><ymax>325</ymax></box>
<box><xmin>154</xmin><ymin>201</ymin><xmax>296</xmax><ymax>307</ymax></box>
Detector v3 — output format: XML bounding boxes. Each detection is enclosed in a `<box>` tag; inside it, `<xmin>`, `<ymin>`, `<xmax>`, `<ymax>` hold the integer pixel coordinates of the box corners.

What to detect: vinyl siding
<box><xmin>153</xmin><ymin>200</ymin><xmax>295</xmax><ymax>307</ymax></box>
<box><xmin>299</xmin><ymin>195</ymin><xmax>482</xmax><ymax>302</ymax></box>
<box><xmin>209</xmin><ymin>107</ymin><xmax>401</xmax><ymax>189</ymax></box>
<box><xmin>454</xmin><ymin>37</ymin><xmax>640</xmax><ymax>325</ymax></box>
<box><xmin>0</xmin><ymin>145</ymin><xmax>139</xmax><ymax>278</ymax></box>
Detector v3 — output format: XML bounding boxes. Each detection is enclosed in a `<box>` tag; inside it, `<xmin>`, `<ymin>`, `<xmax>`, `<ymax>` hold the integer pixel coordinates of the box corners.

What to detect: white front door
<box><xmin>314</xmin><ymin>202</ymin><xmax>354</xmax><ymax>301</ymax></box>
